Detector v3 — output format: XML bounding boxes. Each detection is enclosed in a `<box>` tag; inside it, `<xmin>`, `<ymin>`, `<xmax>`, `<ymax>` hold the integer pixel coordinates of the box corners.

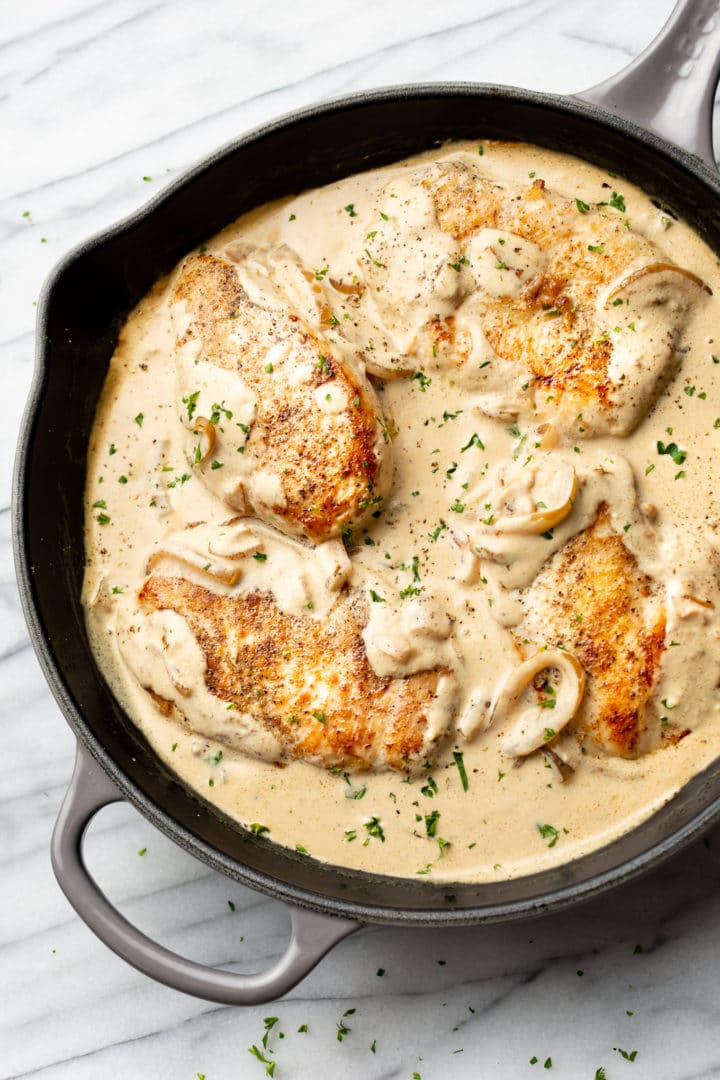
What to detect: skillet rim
<box><xmin>14</xmin><ymin>80</ymin><xmax>720</xmax><ymax>926</ymax></box>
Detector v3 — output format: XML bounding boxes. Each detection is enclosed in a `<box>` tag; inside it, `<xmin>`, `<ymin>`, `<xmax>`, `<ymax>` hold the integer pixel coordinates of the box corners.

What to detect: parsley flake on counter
<box><xmin>137</xmin><ymin>847</ymin><xmax>147</xmax><ymax>856</ymax></box>
<box><xmin>248</xmin><ymin>1044</ymin><xmax>275</xmax><ymax>1076</ymax></box>
<box><xmin>594</xmin><ymin>1069</ymin><xmax>607</xmax><ymax>1080</ymax></box>
<box><xmin>228</xmin><ymin>900</ymin><xmax>236</xmax><ymax>911</ymax></box>
<box><xmin>615</xmin><ymin>1048</ymin><xmax>638</xmax><ymax>1062</ymax></box>
<box><xmin>336</xmin><ymin>1008</ymin><xmax>355</xmax><ymax>1042</ymax></box>
<box><xmin>297</xmin><ymin>1023</ymin><xmax>308</xmax><ymax>1033</ymax></box>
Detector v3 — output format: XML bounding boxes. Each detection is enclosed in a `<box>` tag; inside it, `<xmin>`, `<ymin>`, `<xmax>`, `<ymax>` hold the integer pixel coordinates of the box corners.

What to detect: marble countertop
<box><xmin>4</xmin><ymin>1</ymin><xmax>720</xmax><ymax>1076</ymax></box>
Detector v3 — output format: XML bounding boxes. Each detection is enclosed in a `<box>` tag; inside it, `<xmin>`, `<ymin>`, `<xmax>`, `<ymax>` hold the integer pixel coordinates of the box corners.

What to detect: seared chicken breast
<box><xmin>126</xmin><ymin>574</ymin><xmax>455</xmax><ymax>772</ymax></box>
<box><xmin>514</xmin><ymin>505</ymin><xmax>667</xmax><ymax>756</ymax></box>
<box><xmin>172</xmin><ymin>253</ymin><xmax>392</xmax><ymax>543</ymax></box>
<box><xmin>357</xmin><ymin>156</ymin><xmax>708</xmax><ymax>435</ymax></box>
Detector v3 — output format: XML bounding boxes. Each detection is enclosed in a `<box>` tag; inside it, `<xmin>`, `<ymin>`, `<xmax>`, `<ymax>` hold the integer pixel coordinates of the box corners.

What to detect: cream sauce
<box><xmin>83</xmin><ymin>141</ymin><xmax>720</xmax><ymax>882</ymax></box>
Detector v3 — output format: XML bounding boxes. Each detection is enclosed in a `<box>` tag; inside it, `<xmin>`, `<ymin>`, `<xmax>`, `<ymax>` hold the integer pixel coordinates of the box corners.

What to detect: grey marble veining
<box><xmin>5</xmin><ymin>0</ymin><xmax>720</xmax><ymax>1076</ymax></box>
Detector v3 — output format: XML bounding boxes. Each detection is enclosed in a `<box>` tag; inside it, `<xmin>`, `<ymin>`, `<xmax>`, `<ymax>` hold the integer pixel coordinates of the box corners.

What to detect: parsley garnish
<box><xmin>364</xmin><ymin>817</ymin><xmax>385</xmax><ymax>842</ymax></box>
<box><xmin>657</xmin><ymin>440</ymin><xmax>686</xmax><ymax>465</ymax></box>
<box><xmin>182</xmin><ymin>390</ymin><xmax>200</xmax><ymax>421</ymax></box>
<box><xmin>453</xmin><ymin>750</ymin><xmax>469</xmax><ymax>791</ymax></box>
<box><xmin>460</xmin><ymin>432</ymin><xmax>484</xmax><ymax>452</ymax></box>
<box><xmin>537</xmin><ymin>823</ymin><xmax>559</xmax><ymax>848</ymax></box>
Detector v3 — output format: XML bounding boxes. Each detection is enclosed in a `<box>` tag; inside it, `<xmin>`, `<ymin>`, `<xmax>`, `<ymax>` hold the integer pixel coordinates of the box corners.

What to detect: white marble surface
<box><xmin>4</xmin><ymin>1</ymin><xmax>720</xmax><ymax>1076</ymax></box>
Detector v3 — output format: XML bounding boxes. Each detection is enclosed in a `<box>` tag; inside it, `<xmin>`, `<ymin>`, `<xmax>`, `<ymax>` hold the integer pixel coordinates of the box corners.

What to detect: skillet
<box><xmin>13</xmin><ymin>0</ymin><xmax>720</xmax><ymax>1004</ymax></box>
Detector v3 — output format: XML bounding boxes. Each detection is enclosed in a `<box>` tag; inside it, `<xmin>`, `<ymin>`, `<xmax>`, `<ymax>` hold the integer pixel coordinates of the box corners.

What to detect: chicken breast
<box><xmin>124</xmin><ymin>573</ymin><xmax>455</xmax><ymax>772</ymax></box>
<box><xmin>172</xmin><ymin>252</ymin><xmax>392</xmax><ymax>543</ymax></box>
<box><xmin>357</xmin><ymin>155</ymin><xmax>708</xmax><ymax>434</ymax></box>
<box><xmin>514</xmin><ymin>505</ymin><xmax>667</xmax><ymax>756</ymax></box>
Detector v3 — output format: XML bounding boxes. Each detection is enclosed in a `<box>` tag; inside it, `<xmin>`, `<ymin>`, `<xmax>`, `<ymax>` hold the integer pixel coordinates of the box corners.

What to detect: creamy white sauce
<box><xmin>83</xmin><ymin>141</ymin><xmax>720</xmax><ymax>883</ymax></box>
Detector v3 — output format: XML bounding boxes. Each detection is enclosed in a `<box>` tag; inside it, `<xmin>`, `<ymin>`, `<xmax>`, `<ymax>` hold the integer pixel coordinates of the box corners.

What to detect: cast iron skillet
<box><xmin>13</xmin><ymin>0</ymin><xmax>720</xmax><ymax>1004</ymax></box>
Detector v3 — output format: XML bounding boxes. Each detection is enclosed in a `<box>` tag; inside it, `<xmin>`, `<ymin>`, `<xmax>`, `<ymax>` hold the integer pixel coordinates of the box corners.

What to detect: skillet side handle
<box><xmin>577</xmin><ymin>0</ymin><xmax>720</xmax><ymax>170</ymax></box>
<box><xmin>51</xmin><ymin>742</ymin><xmax>358</xmax><ymax>1005</ymax></box>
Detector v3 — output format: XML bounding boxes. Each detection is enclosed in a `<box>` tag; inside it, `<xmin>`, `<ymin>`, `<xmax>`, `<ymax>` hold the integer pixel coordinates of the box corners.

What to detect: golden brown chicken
<box><xmin>514</xmin><ymin>505</ymin><xmax>667</xmax><ymax>756</ymax></box>
<box><xmin>132</xmin><ymin>574</ymin><xmax>455</xmax><ymax>772</ymax></box>
<box><xmin>358</xmin><ymin>154</ymin><xmax>707</xmax><ymax>434</ymax></box>
<box><xmin>172</xmin><ymin>253</ymin><xmax>392</xmax><ymax>543</ymax></box>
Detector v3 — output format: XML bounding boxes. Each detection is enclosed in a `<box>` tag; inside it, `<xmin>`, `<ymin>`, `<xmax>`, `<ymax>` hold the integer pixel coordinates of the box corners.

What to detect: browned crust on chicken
<box><xmin>516</xmin><ymin>507</ymin><xmax>666</xmax><ymax>756</ymax></box>
<box><xmin>421</xmin><ymin>160</ymin><xmax>704</xmax><ymax>424</ymax></box>
<box><xmin>173</xmin><ymin>254</ymin><xmax>389</xmax><ymax>543</ymax></box>
<box><xmin>139</xmin><ymin>574</ymin><xmax>450</xmax><ymax>771</ymax></box>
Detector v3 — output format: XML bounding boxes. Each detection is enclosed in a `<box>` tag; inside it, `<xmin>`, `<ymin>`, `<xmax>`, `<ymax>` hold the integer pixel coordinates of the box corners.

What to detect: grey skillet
<box><xmin>13</xmin><ymin>0</ymin><xmax>720</xmax><ymax>1003</ymax></box>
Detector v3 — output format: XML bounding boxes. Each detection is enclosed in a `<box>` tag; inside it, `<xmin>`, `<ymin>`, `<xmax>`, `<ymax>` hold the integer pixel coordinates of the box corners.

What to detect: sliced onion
<box><xmin>475</xmin><ymin>459</ymin><xmax>577</xmax><ymax>535</ymax></box>
<box><xmin>605</xmin><ymin>262</ymin><xmax>710</xmax><ymax>302</ymax></box>
<box><xmin>491</xmin><ymin>649</ymin><xmax>585</xmax><ymax>758</ymax></box>
<box><xmin>192</xmin><ymin>416</ymin><xmax>217</xmax><ymax>465</ymax></box>
<box><xmin>146</xmin><ymin>542</ymin><xmax>241</xmax><ymax>585</ymax></box>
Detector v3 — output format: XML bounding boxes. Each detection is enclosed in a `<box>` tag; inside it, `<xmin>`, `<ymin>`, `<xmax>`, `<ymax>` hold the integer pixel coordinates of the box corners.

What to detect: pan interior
<box><xmin>18</xmin><ymin>86</ymin><xmax>720</xmax><ymax>922</ymax></box>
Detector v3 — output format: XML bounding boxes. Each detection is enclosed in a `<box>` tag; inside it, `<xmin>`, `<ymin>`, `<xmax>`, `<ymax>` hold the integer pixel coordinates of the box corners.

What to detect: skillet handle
<box><xmin>51</xmin><ymin>742</ymin><xmax>358</xmax><ymax>1004</ymax></box>
<box><xmin>578</xmin><ymin>0</ymin><xmax>720</xmax><ymax>170</ymax></box>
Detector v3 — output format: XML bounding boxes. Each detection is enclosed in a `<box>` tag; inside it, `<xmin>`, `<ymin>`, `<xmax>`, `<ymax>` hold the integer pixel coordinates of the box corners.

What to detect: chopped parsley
<box><xmin>336</xmin><ymin>1007</ymin><xmax>355</xmax><ymax>1042</ymax></box>
<box><xmin>249</xmin><ymin>823</ymin><xmax>270</xmax><ymax>836</ymax></box>
<box><xmin>453</xmin><ymin>750</ymin><xmax>469</xmax><ymax>791</ymax></box>
<box><xmin>364</xmin><ymin>817</ymin><xmax>385</xmax><ymax>842</ymax></box>
<box><xmin>657</xmin><ymin>440</ymin><xmax>686</xmax><ymax>465</ymax></box>
<box><xmin>182</xmin><ymin>390</ymin><xmax>200</xmax><ymax>421</ymax></box>
<box><xmin>460</xmin><ymin>432</ymin><xmax>485</xmax><ymax>452</ymax></box>
<box><xmin>537</xmin><ymin>822</ymin><xmax>559</xmax><ymax>848</ymax></box>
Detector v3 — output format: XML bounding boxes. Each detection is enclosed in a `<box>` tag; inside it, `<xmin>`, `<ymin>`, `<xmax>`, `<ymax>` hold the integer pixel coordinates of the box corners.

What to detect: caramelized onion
<box><xmin>491</xmin><ymin>649</ymin><xmax>586</xmax><ymax>758</ymax></box>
